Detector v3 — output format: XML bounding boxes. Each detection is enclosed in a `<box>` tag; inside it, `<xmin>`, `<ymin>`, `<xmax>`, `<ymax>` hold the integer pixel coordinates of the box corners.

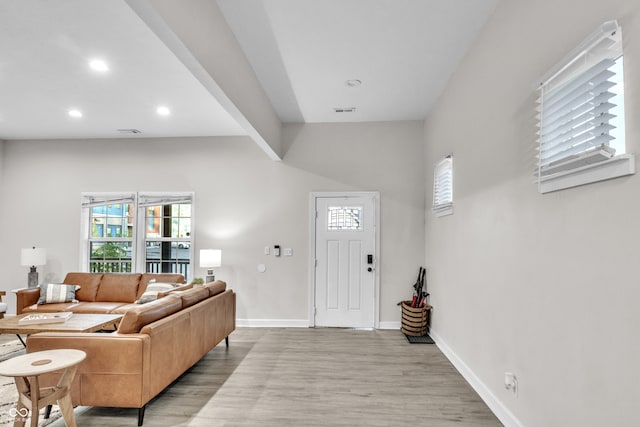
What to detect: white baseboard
<box><xmin>429</xmin><ymin>330</ymin><xmax>525</xmax><ymax>427</ymax></box>
<box><xmin>236</xmin><ymin>319</ymin><xmax>309</xmax><ymax>328</ymax></box>
<box><xmin>378</xmin><ymin>321</ymin><xmax>401</xmax><ymax>330</ymax></box>
<box><xmin>237</xmin><ymin>319</ymin><xmax>403</xmax><ymax>329</ymax></box>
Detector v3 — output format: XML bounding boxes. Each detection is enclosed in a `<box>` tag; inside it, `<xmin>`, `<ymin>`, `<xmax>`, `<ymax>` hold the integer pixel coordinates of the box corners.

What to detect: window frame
<box><xmin>80</xmin><ymin>192</ymin><xmax>194</xmax><ymax>280</ymax></box>
<box><xmin>137</xmin><ymin>192</ymin><xmax>194</xmax><ymax>278</ymax></box>
<box><xmin>80</xmin><ymin>192</ymin><xmax>136</xmax><ymax>274</ymax></box>
<box><xmin>535</xmin><ymin>20</ymin><xmax>635</xmax><ymax>193</ymax></box>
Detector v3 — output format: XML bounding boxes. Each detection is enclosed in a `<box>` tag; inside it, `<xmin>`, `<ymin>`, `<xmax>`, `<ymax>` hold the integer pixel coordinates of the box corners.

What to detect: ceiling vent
<box><xmin>117</xmin><ymin>129</ymin><xmax>142</xmax><ymax>134</ymax></box>
<box><xmin>333</xmin><ymin>107</ymin><xmax>356</xmax><ymax>113</ymax></box>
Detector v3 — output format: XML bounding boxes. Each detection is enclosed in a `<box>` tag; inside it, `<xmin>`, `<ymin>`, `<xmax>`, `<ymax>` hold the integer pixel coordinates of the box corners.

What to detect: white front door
<box><xmin>313</xmin><ymin>194</ymin><xmax>377</xmax><ymax>328</ymax></box>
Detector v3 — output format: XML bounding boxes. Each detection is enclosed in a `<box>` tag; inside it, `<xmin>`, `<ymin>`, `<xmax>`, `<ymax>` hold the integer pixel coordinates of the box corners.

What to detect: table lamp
<box><xmin>21</xmin><ymin>247</ymin><xmax>47</xmax><ymax>288</ymax></box>
<box><xmin>199</xmin><ymin>249</ymin><xmax>221</xmax><ymax>283</ymax></box>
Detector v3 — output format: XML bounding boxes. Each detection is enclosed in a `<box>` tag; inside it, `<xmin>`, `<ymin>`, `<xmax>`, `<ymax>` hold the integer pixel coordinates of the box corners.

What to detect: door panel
<box><xmin>314</xmin><ymin>195</ymin><xmax>376</xmax><ymax>328</ymax></box>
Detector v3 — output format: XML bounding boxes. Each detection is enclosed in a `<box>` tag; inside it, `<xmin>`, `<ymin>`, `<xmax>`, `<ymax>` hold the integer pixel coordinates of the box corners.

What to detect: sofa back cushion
<box><xmin>138</xmin><ymin>274</ymin><xmax>186</xmax><ymax>299</ymax></box>
<box><xmin>204</xmin><ymin>280</ymin><xmax>226</xmax><ymax>297</ymax></box>
<box><xmin>173</xmin><ymin>287</ymin><xmax>210</xmax><ymax>309</ymax></box>
<box><xmin>118</xmin><ymin>295</ymin><xmax>183</xmax><ymax>334</ymax></box>
<box><xmin>63</xmin><ymin>273</ymin><xmax>103</xmax><ymax>302</ymax></box>
<box><xmin>96</xmin><ymin>274</ymin><xmax>141</xmax><ymax>303</ymax></box>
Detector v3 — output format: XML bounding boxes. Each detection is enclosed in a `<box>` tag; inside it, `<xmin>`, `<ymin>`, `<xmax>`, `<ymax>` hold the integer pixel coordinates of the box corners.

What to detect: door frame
<box><xmin>308</xmin><ymin>191</ymin><xmax>380</xmax><ymax>328</ymax></box>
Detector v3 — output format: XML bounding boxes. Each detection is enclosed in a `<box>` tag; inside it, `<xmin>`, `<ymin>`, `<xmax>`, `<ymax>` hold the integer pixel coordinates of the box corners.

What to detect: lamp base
<box><xmin>204</xmin><ymin>269</ymin><xmax>216</xmax><ymax>284</ymax></box>
<box><xmin>27</xmin><ymin>268</ymin><xmax>39</xmax><ymax>288</ymax></box>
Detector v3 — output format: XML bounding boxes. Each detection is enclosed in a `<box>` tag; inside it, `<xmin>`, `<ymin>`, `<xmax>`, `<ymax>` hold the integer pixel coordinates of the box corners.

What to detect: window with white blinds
<box><xmin>432</xmin><ymin>155</ymin><xmax>453</xmax><ymax>217</ymax></box>
<box><xmin>536</xmin><ymin>20</ymin><xmax>634</xmax><ymax>193</ymax></box>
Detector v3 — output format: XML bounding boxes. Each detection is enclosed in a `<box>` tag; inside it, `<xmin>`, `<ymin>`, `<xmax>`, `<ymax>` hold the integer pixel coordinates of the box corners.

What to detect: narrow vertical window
<box><xmin>432</xmin><ymin>155</ymin><xmax>453</xmax><ymax>217</ymax></box>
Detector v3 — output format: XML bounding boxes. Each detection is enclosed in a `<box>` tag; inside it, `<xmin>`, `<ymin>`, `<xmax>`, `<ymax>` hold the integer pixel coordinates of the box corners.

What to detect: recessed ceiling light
<box><xmin>89</xmin><ymin>59</ymin><xmax>109</xmax><ymax>72</ymax></box>
<box><xmin>345</xmin><ymin>79</ymin><xmax>362</xmax><ymax>87</ymax></box>
<box><xmin>156</xmin><ymin>106</ymin><xmax>171</xmax><ymax>116</ymax></box>
<box><xmin>68</xmin><ymin>109</ymin><xmax>83</xmax><ymax>118</ymax></box>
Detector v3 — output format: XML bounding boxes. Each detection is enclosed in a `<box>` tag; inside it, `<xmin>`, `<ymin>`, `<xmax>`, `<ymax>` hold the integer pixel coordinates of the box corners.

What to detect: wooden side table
<box><xmin>0</xmin><ymin>349</ymin><xmax>86</xmax><ymax>427</ymax></box>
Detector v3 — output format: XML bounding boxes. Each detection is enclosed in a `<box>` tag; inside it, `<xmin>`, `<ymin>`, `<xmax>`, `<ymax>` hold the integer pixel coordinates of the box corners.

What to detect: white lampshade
<box><xmin>21</xmin><ymin>247</ymin><xmax>47</xmax><ymax>267</ymax></box>
<box><xmin>200</xmin><ymin>249</ymin><xmax>222</xmax><ymax>268</ymax></box>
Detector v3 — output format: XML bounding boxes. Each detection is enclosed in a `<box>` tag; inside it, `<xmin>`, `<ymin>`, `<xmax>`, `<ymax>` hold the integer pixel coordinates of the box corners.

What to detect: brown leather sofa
<box><xmin>26</xmin><ymin>280</ymin><xmax>236</xmax><ymax>426</ymax></box>
<box><xmin>15</xmin><ymin>272</ymin><xmax>186</xmax><ymax>315</ymax></box>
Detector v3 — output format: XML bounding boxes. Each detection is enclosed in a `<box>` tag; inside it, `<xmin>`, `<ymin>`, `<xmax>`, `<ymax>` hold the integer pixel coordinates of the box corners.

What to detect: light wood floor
<box><xmin>36</xmin><ymin>328</ymin><xmax>502</xmax><ymax>427</ymax></box>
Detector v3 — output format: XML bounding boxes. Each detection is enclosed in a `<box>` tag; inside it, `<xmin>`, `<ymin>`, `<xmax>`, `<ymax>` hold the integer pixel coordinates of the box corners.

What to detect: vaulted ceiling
<box><xmin>0</xmin><ymin>0</ymin><xmax>498</xmax><ymax>158</ymax></box>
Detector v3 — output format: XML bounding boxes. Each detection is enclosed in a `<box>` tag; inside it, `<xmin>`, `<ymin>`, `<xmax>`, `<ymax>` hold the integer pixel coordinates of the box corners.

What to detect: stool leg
<box><xmin>27</xmin><ymin>376</ymin><xmax>40</xmax><ymax>427</ymax></box>
<box><xmin>12</xmin><ymin>377</ymin><xmax>30</xmax><ymax>427</ymax></box>
<box><xmin>56</xmin><ymin>365</ymin><xmax>80</xmax><ymax>427</ymax></box>
<box><xmin>11</xmin><ymin>401</ymin><xmax>28</xmax><ymax>427</ymax></box>
<box><xmin>58</xmin><ymin>393</ymin><xmax>77</xmax><ymax>427</ymax></box>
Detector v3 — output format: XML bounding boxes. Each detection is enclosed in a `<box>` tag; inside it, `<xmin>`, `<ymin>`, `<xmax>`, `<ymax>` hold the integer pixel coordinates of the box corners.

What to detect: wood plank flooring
<box><xmin>39</xmin><ymin>328</ymin><xmax>503</xmax><ymax>427</ymax></box>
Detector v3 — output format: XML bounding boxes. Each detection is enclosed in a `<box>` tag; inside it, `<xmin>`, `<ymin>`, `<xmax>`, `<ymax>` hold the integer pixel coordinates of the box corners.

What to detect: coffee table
<box><xmin>0</xmin><ymin>313</ymin><xmax>122</xmax><ymax>346</ymax></box>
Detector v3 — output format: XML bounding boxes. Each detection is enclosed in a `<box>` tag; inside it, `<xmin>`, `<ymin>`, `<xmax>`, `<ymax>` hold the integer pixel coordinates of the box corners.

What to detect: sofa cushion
<box><xmin>23</xmin><ymin>302</ymin><xmax>79</xmax><ymax>313</ymax></box>
<box><xmin>204</xmin><ymin>280</ymin><xmax>226</xmax><ymax>297</ymax></box>
<box><xmin>117</xmin><ymin>295</ymin><xmax>183</xmax><ymax>334</ymax></box>
<box><xmin>135</xmin><ymin>282</ymin><xmax>177</xmax><ymax>304</ymax></box>
<box><xmin>172</xmin><ymin>287</ymin><xmax>210</xmax><ymax>309</ymax></box>
<box><xmin>63</xmin><ymin>272</ymin><xmax>103</xmax><ymax>302</ymax></box>
<box><xmin>138</xmin><ymin>274</ymin><xmax>185</xmax><ymax>299</ymax></box>
<box><xmin>37</xmin><ymin>283</ymin><xmax>79</xmax><ymax>304</ymax></box>
<box><xmin>96</xmin><ymin>274</ymin><xmax>141</xmax><ymax>303</ymax></box>
<box><xmin>69</xmin><ymin>302</ymin><xmax>131</xmax><ymax>313</ymax></box>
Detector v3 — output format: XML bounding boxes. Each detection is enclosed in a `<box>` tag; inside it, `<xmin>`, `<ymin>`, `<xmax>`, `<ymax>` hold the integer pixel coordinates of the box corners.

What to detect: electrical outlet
<box><xmin>283</xmin><ymin>248</ymin><xmax>293</xmax><ymax>256</ymax></box>
<box><xmin>264</xmin><ymin>246</ymin><xmax>270</xmax><ymax>255</ymax></box>
<box><xmin>504</xmin><ymin>372</ymin><xmax>517</xmax><ymax>396</ymax></box>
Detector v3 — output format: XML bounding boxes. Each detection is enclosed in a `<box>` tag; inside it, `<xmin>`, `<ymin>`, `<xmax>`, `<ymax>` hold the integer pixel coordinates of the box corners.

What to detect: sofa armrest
<box><xmin>26</xmin><ymin>332</ymin><xmax>152</xmax><ymax>407</ymax></box>
<box><xmin>27</xmin><ymin>332</ymin><xmax>150</xmax><ymax>371</ymax></box>
<box><xmin>16</xmin><ymin>288</ymin><xmax>40</xmax><ymax>314</ymax></box>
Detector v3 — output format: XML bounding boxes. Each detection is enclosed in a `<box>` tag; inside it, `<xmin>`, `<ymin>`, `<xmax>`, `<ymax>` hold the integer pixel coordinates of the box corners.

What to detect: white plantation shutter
<box><xmin>432</xmin><ymin>155</ymin><xmax>453</xmax><ymax>217</ymax></box>
<box><xmin>539</xmin><ymin>58</ymin><xmax>617</xmax><ymax>167</ymax></box>
<box><xmin>535</xmin><ymin>20</ymin><xmax>633</xmax><ymax>192</ymax></box>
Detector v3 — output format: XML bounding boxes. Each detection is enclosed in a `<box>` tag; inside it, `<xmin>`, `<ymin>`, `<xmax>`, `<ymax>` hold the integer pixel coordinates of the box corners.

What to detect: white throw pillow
<box><xmin>135</xmin><ymin>282</ymin><xmax>177</xmax><ymax>304</ymax></box>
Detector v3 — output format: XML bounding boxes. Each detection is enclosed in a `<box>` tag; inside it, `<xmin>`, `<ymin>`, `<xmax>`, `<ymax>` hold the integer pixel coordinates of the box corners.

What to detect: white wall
<box><xmin>0</xmin><ymin>120</ymin><xmax>424</xmax><ymax>326</ymax></box>
<box><xmin>424</xmin><ymin>1</ymin><xmax>640</xmax><ymax>426</ymax></box>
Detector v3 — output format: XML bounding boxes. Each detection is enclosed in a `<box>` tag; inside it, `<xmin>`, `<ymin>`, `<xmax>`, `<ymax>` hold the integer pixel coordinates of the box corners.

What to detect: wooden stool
<box><xmin>0</xmin><ymin>349</ymin><xmax>86</xmax><ymax>427</ymax></box>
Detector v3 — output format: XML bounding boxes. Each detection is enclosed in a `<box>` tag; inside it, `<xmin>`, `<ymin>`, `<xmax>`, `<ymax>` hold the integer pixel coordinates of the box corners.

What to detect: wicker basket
<box><xmin>400</xmin><ymin>300</ymin><xmax>432</xmax><ymax>336</ymax></box>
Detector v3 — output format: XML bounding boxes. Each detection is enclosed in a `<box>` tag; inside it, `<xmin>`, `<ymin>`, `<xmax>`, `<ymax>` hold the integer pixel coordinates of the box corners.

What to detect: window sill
<box><xmin>537</xmin><ymin>154</ymin><xmax>635</xmax><ymax>194</ymax></box>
